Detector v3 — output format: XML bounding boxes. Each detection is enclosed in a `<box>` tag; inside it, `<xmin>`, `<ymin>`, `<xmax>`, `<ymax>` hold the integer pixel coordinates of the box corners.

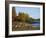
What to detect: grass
<box><xmin>32</xmin><ymin>26</ymin><xmax>40</xmax><ymax>30</ymax></box>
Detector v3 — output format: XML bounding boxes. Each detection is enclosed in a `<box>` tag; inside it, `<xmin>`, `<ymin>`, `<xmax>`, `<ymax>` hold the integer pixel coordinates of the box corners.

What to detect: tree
<box><xmin>17</xmin><ymin>12</ymin><xmax>29</xmax><ymax>22</ymax></box>
<box><xmin>26</xmin><ymin>17</ymin><xmax>32</xmax><ymax>24</ymax></box>
<box><xmin>12</xmin><ymin>7</ymin><xmax>16</xmax><ymax>22</ymax></box>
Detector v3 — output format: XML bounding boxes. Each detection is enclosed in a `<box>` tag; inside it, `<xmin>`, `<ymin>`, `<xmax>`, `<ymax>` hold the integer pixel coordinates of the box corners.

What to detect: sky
<box><xmin>15</xmin><ymin>7</ymin><xmax>40</xmax><ymax>19</ymax></box>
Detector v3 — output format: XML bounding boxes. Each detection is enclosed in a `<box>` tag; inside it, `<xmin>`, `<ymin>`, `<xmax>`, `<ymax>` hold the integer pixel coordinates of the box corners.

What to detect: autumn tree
<box><xmin>17</xmin><ymin>12</ymin><xmax>29</xmax><ymax>22</ymax></box>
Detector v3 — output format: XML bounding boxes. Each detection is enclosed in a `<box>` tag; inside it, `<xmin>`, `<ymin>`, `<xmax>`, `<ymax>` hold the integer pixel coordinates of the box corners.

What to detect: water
<box><xmin>32</xmin><ymin>21</ymin><xmax>40</xmax><ymax>27</ymax></box>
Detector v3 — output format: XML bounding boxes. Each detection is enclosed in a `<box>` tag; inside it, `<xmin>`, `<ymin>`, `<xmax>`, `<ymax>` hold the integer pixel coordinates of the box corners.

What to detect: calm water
<box><xmin>32</xmin><ymin>22</ymin><xmax>40</xmax><ymax>27</ymax></box>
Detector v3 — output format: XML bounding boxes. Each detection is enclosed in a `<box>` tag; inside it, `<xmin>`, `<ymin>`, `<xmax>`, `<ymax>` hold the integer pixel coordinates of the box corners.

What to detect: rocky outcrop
<box><xmin>12</xmin><ymin>22</ymin><xmax>32</xmax><ymax>31</ymax></box>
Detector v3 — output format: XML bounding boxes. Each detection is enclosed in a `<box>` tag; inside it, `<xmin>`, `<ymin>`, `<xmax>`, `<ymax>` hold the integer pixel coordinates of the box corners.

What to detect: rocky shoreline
<box><xmin>12</xmin><ymin>21</ymin><xmax>32</xmax><ymax>31</ymax></box>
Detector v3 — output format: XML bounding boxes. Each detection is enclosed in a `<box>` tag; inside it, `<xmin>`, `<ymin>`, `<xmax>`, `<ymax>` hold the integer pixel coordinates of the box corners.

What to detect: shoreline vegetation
<box><xmin>12</xmin><ymin>7</ymin><xmax>40</xmax><ymax>31</ymax></box>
